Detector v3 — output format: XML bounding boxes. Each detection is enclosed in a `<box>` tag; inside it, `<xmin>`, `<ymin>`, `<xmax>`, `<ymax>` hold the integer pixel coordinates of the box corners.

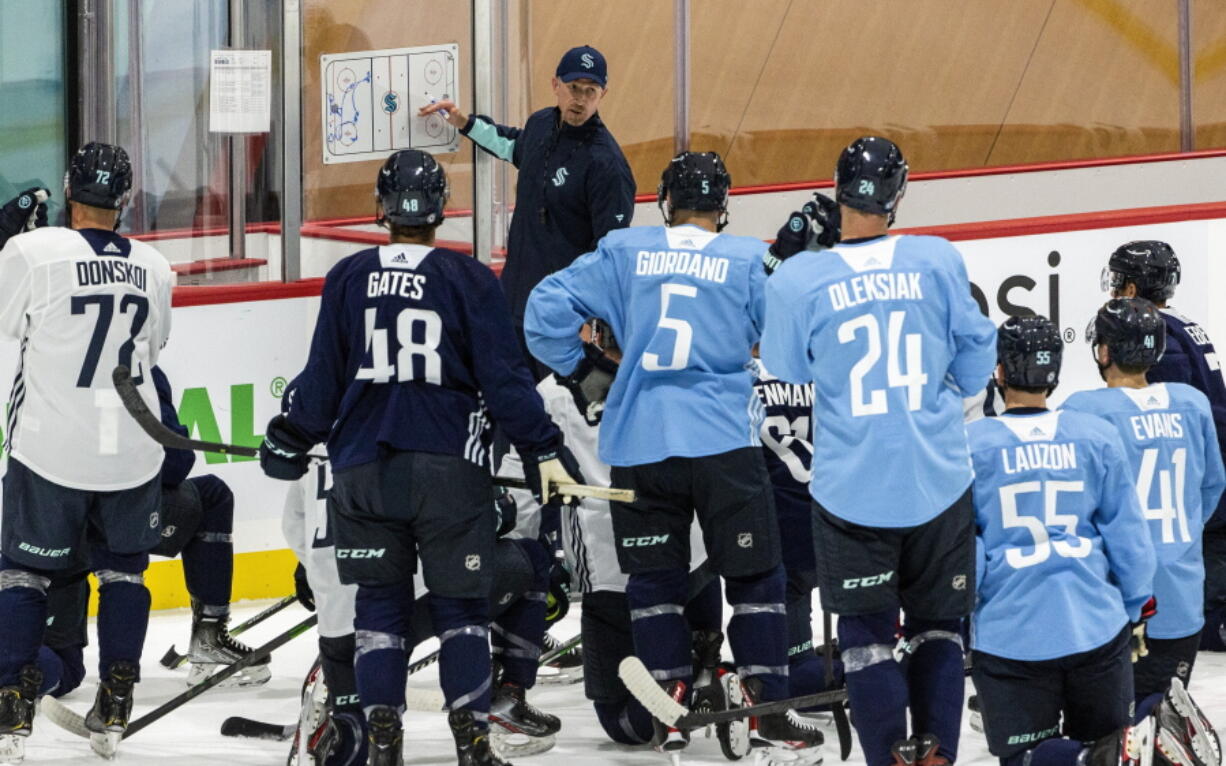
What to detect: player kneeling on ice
<box><xmin>1062</xmin><ymin>300</ymin><xmax>1224</xmax><ymax>765</ymax></box>
<box><xmin>260</xmin><ymin>149</ymin><xmax>580</xmax><ymax>766</ymax></box>
<box><xmin>500</xmin><ymin>320</ymin><xmax>727</xmax><ymax>752</ymax></box>
<box><xmin>0</xmin><ymin>143</ymin><xmax>174</xmax><ymax>761</ymax></box>
<box><xmin>969</xmin><ymin>314</ymin><xmax>1164</xmax><ymax>766</ymax></box>
<box><xmin>526</xmin><ymin>151</ymin><xmax>822</xmax><ymax>764</ymax></box>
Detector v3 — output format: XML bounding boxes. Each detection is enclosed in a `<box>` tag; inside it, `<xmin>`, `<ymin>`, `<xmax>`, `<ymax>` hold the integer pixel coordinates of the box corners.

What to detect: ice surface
<box><xmin>21</xmin><ymin>599</ymin><xmax>1226</xmax><ymax>765</ymax></box>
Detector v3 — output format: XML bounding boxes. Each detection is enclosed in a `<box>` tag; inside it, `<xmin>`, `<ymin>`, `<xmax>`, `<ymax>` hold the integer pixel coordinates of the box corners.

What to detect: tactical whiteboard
<box><xmin>321</xmin><ymin>43</ymin><xmax>460</xmax><ymax>164</ymax></box>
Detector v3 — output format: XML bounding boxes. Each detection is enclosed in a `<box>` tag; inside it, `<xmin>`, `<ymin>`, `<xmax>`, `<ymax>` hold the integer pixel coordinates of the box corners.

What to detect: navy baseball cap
<box><xmin>556</xmin><ymin>45</ymin><xmax>607</xmax><ymax>87</ymax></box>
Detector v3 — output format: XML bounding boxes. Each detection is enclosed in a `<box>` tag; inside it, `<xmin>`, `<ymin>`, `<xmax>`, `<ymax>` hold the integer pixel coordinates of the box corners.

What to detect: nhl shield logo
<box><xmin>737</xmin><ymin>532</ymin><xmax>753</xmax><ymax>549</ymax></box>
<box><xmin>149</xmin><ymin>512</ymin><xmax>160</xmax><ymax>529</ymax></box>
<box><xmin>952</xmin><ymin>574</ymin><xmax>967</xmax><ymax>591</ymax></box>
<box><xmin>465</xmin><ymin>554</ymin><xmax>482</xmax><ymax>571</ymax></box>
<box><xmin>162</xmin><ymin>525</ymin><xmax>177</xmax><ymax>539</ymax></box>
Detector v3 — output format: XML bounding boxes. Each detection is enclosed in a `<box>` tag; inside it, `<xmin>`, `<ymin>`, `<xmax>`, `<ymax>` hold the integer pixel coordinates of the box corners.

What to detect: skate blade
<box><xmin>0</xmin><ymin>734</ymin><xmax>24</xmax><ymax>764</ymax></box>
<box><xmin>969</xmin><ymin>709</ymin><xmax>984</xmax><ymax>734</ymax></box>
<box><xmin>535</xmin><ymin>665</ymin><xmax>584</xmax><ymax>685</ymax></box>
<box><xmin>752</xmin><ymin>745</ymin><xmax>825</xmax><ymax>766</ymax></box>
<box><xmin>1169</xmin><ymin>680</ymin><xmax>1223</xmax><ymax>765</ymax></box>
<box><xmin>89</xmin><ymin>731</ymin><xmax>121</xmax><ymax>760</ymax></box>
<box><xmin>187</xmin><ymin>663</ymin><xmax>272</xmax><ymax>688</ymax></box>
<box><xmin>490</xmin><ymin>729</ymin><xmax>556</xmax><ymax>758</ymax></box>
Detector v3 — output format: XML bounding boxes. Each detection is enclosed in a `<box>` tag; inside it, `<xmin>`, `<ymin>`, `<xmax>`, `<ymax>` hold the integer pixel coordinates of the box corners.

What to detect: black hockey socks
<box><xmin>180</xmin><ymin>475</ymin><xmax>234</xmax><ymax>608</ymax></box>
<box><xmin>725</xmin><ymin>564</ymin><xmax>789</xmax><ymax>701</ymax></box>
<box><xmin>354</xmin><ymin>583</ymin><xmax>413</xmax><ymax>713</ymax></box>
<box><xmin>593</xmin><ymin>699</ymin><xmax>655</xmax><ymax>745</ymax></box>
<box><xmin>0</xmin><ymin>562</ymin><xmax>50</xmax><ymax>687</ymax></box>
<box><xmin>684</xmin><ymin>576</ymin><xmax>723</xmax><ymax>633</ymax></box>
<box><xmin>320</xmin><ymin>634</ymin><xmax>362</xmax><ymax>714</ymax></box>
<box><xmin>903</xmin><ymin>617</ymin><xmax>965</xmax><ymax>763</ymax></box>
<box><xmin>93</xmin><ymin>551</ymin><xmax>150</xmax><ymax>679</ymax></box>
<box><xmin>491</xmin><ymin>538</ymin><xmax>550</xmax><ymax>688</ymax></box>
<box><xmin>841</xmin><ymin>610</ymin><xmax>908</xmax><ymax>766</ymax></box>
<box><xmin>429</xmin><ymin>594</ymin><xmax>493</xmax><ymax>721</ymax></box>
<box><xmin>626</xmin><ymin>568</ymin><xmax>692</xmax><ymax>690</ymax></box>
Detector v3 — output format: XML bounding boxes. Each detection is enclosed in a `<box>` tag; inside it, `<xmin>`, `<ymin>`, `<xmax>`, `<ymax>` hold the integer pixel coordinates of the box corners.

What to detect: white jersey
<box><xmin>282</xmin><ymin>462</ymin><xmax>358</xmax><ymax>638</ymax></box>
<box><xmin>502</xmin><ymin>377</ymin><xmax>706</xmax><ymax>594</ymax></box>
<box><xmin>0</xmin><ymin>227</ymin><xmax>173</xmax><ymax>490</ymax></box>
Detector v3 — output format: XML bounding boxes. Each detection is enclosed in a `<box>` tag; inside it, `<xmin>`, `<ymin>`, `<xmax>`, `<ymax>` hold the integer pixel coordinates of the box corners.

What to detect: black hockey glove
<box><xmin>0</xmin><ymin>187</ymin><xmax>50</xmax><ymax>249</ymax></box>
<box><xmin>763</xmin><ymin>192</ymin><xmax>841</xmax><ymax>275</ymax></box>
<box><xmin>293</xmin><ymin>562</ymin><xmax>315</xmax><ymax>611</ymax></box>
<box><xmin>555</xmin><ymin>343</ymin><xmax>619</xmax><ymax>426</ymax></box>
<box><xmin>259</xmin><ymin>414</ymin><xmax>313</xmax><ymax>481</ymax></box>
<box><xmin>494</xmin><ymin>485</ymin><xmax>518</xmax><ymax>538</ymax></box>
<box><xmin>1131</xmin><ymin>595</ymin><xmax>1157</xmax><ymax>663</ymax></box>
<box><xmin>521</xmin><ymin>444</ymin><xmax>584</xmax><ymax>506</ymax></box>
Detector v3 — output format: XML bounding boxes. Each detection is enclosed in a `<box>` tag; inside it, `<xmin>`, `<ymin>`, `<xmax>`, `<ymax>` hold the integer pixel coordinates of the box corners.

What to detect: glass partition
<box><xmin>1194</xmin><ymin>0</ymin><xmax>1226</xmax><ymax>149</ymax></box>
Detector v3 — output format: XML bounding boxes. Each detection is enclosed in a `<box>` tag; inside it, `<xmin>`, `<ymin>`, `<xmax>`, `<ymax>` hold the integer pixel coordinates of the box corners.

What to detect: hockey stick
<box><xmin>619</xmin><ymin>656</ymin><xmax>849</xmax><ymax>729</ymax></box>
<box><xmin>824</xmin><ymin>609</ymin><xmax>854</xmax><ymax>760</ymax></box>
<box><xmin>538</xmin><ymin>632</ymin><xmax>581</xmax><ymax>666</ymax></box>
<box><xmin>159</xmin><ymin>595</ymin><xmax>297</xmax><ymax>669</ymax></box>
<box><xmin>114</xmin><ymin>365</ymin><xmax>633</xmax><ymax>502</ymax></box>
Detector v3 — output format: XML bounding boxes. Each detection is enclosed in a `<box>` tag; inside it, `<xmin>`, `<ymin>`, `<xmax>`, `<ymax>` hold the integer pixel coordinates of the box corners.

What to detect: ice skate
<box><xmin>85</xmin><ymin>661</ymin><xmax>138</xmax><ymax>760</ymax></box>
<box><xmin>450</xmin><ymin>708</ymin><xmax>513</xmax><ymax>766</ymax></box>
<box><xmin>742</xmin><ymin>677</ymin><xmax>823</xmax><ymax>766</ymax></box>
<box><xmin>489</xmin><ymin>679</ymin><xmax>561</xmax><ymax>737</ymax></box>
<box><xmin>651</xmin><ymin>680</ymin><xmax>691</xmax><ymax>766</ymax></box>
<box><xmin>537</xmin><ymin>632</ymin><xmax>583</xmax><ymax>685</ymax></box>
<box><xmin>365</xmin><ymin>705</ymin><xmax>403</xmax><ymax>766</ymax></box>
<box><xmin>287</xmin><ymin>657</ymin><xmax>328</xmax><ymax>766</ymax></box>
<box><xmin>0</xmin><ymin>666</ymin><xmax>42</xmax><ymax>763</ymax></box>
<box><xmin>187</xmin><ymin>601</ymin><xmax>271</xmax><ymax>687</ymax></box>
<box><xmin>1156</xmin><ymin>678</ymin><xmax>1221</xmax><ymax>766</ymax></box>
<box><xmin>1085</xmin><ymin>719</ymin><xmax>1156</xmax><ymax>766</ymax></box>
<box><xmin>968</xmin><ymin>693</ymin><xmax>984</xmax><ymax>733</ymax></box>
<box><xmin>311</xmin><ymin>711</ymin><xmax>367</xmax><ymax>766</ymax></box>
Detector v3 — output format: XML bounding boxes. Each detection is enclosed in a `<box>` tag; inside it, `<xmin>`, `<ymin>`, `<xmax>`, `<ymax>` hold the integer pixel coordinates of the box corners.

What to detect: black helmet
<box><xmin>1103</xmin><ymin>240</ymin><xmax>1180</xmax><ymax>303</ymax></box>
<box><xmin>1087</xmin><ymin>298</ymin><xmax>1166</xmax><ymax>369</ymax></box>
<box><xmin>657</xmin><ymin>151</ymin><xmax>731</xmax><ymax>230</ymax></box>
<box><xmin>375</xmin><ymin>150</ymin><xmax>448</xmax><ymax>228</ymax></box>
<box><xmin>835</xmin><ymin>136</ymin><xmax>908</xmax><ymax>218</ymax></box>
<box><xmin>65</xmin><ymin>142</ymin><xmax>132</xmax><ymax>210</ymax></box>
<box><xmin>997</xmin><ymin>315</ymin><xmax>1063</xmax><ymax>390</ymax></box>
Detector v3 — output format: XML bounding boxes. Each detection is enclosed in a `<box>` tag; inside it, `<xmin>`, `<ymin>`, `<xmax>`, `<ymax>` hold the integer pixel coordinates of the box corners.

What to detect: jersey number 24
<box><xmin>838</xmin><ymin>310</ymin><xmax>926</xmax><ymax>417</ymax></box>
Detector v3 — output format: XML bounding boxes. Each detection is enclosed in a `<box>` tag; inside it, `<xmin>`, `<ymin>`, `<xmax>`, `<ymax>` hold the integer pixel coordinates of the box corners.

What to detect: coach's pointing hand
<box><xmin>418</xmin><ymin>99</ymin><xmax>468</xmax><ymax>130</ymax></box>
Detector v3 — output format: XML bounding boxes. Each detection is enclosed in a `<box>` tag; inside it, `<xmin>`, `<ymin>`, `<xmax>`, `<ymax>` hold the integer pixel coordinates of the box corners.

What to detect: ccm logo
<box><xmin>621</xmin><ymin>535</ymin><xmax>669</xmax><ymax>547</ymax></box>
<box><xmin>843</xmin><ymin>571</ymin><xmax>894</xmax><ymax>589</ymax></box>
<box><xmin>335</xmin><ymin>548</ymin><xmax>386</xmax><ymax>559</ymax></box>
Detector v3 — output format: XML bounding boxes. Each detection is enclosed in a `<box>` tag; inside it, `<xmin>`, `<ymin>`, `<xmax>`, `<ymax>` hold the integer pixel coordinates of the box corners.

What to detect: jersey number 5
<box><xmin>355</xmin><ymin>307</ymin><xmax>443</xmax><ymax>384</ymax></box>
<box><xmin>837</xmin><ymin>310</ymin><xmax>926</xmax><ymax>417</ymax></box>
<box><xmin>643</xmin><ymin>283</ymin><xmax>697</xmax><ymax>372</ymax></box>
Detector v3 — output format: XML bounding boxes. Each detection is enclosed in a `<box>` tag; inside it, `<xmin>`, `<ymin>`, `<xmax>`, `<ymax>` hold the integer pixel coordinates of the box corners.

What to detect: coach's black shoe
<box><xmin>0</xmin><ymin>665</ymin><xmax>41</xmax><ymax>737</ymax></box>
<box><xmin>450</xmin><ymin>708</ymin><xmax>512</xmax><ymax>766</ymax></box>
<box><xmin>365</xmin><ymin>706</ymin><xmax>402</xmax><ymax>766</ymax></box>
<box><xmin>489</xmin><ymin>680</ymin><xmax>560</xmax><ymax>737</ymax></box>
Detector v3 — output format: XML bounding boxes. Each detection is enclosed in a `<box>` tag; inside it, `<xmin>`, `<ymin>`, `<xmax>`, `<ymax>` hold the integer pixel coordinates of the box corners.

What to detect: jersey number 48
<box><xmin>355</xmin><ymin>307</ymin><xmax>442</xmax><ymax>384</ymax></box>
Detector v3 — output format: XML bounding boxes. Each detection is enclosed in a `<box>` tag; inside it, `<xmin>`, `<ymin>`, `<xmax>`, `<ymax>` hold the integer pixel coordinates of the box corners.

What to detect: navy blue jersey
<box><xmin>1149</xmin><ymin>307</ymin><xmax>1226</xmax><ymax>518</ymax></box>
<box><xmin>152</xmin><ymin>365</ymin><xmax>194</xmax><ymax>488</ymax></box>
<box><xmin>752</xmin><ymin>361</ymin><xmax>814</xmax><ymax>514</ymax></box>
<box><xmin>286</xmin><ymin>243</ymin><xmax>561</xmax><ymax>471</ymax></box>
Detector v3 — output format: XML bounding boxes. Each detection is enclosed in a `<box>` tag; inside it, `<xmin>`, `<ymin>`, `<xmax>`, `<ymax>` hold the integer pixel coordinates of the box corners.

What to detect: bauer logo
<box><xmin>465</xmin><ymin>554</ymin><xmax>482</xmax><ymax>571</ymax></box>
<box><xmin>335</xmin><ymin>548</ymin><xmax>386</xmax><ymax>559</ymax></box>
<box><xmin>1007</xmin><ymin>725</ymin><xmax>1060</xmax><ymax>745</ymax></box>
<box><xmin>843</xmin><ymin>570</ymin><xmax>894</xmax><ymax>589</ymax></box>
<box><xmin>18</xmin><ymin>543</ymin><xmax>70</xmax><ymax>558</ymax></box>
<box><xmin>621</xmin><ymin>534</ymin><xmax>669</xmax><ymax>547</ymax></box>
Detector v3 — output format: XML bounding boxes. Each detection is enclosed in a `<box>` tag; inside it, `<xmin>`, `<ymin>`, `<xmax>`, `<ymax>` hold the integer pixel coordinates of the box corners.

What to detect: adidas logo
<box><xmin>1147</xmin><ymin>397</ymin><xmax>1159</xmax><ymax>406</ymax></box>
<box><xmin>103</xmin><ymin>242</ymin><xmax>121</xmax><ymax>254</ymax></box>
<box><xmin>391</xmin><ymin>253</ymin><xmax>407</xmax><ymax>263</ymax></box>
<box><xmin>865</xmin><ymin>257</ymin><xmax>881</xmax><ymax>267</ymax></box>
<box><xmin>1029</xmin><ymin>427</ymin><xmax>1045</xmax><ymax>437</ymax></box>
<box><xmin>680</xmin><ymin>239</ymin><xmax>694</xmax><ymax>247</ymax></box>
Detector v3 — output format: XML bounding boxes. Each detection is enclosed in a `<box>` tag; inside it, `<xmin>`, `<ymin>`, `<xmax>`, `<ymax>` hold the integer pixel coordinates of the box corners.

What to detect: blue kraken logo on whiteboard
<box><xmin>382</xmin><ymin>91</ymin><xmax>399</xmax><ymax>114</ymax></box>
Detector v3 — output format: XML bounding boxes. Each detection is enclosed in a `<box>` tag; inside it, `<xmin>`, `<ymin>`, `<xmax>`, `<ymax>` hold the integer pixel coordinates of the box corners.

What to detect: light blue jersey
<box><xmin>760</xmin><ymin>235</ymin><xmax>996</xmax><ymax>527</ymax></box>
<box><xmin>1062</xmin><ymin>383</ymin><xmax>1226</xmax><ymax>639</ymax></box>
<box><xmin>525</xmin><ymin>224</ymin><xmax>767</xmax><ymax>466</ymax></box>
<box><xmin>968</xmin><ymin>410</ymin><xmax>1156</xmax><ymax>661</ymax></box>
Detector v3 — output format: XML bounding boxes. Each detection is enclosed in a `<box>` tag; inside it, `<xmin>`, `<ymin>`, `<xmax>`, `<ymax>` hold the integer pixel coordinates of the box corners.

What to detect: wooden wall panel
<box><xmin>1194</xmin><ymin>0</ymin><xmax>1226</xmax><ymax>149</ymax></box>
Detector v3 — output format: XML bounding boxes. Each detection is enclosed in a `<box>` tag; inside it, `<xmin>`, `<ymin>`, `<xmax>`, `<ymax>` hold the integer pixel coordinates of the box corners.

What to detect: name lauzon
<box><xmin>1001</xmin><ymin>443</ymin><xmax>1078</xmax><ymax>475</ymax></box>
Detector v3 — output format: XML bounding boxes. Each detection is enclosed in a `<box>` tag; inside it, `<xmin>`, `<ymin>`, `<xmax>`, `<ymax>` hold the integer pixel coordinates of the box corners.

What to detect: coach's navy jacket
<box><xmin>461</xmin><ymin>107</ymin><xmax>636</xmax><ymax>322</ymax></box>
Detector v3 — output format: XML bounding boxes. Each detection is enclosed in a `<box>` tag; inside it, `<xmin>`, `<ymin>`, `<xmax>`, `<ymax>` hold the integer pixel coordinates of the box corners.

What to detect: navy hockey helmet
<box><xmin>375</xmin><ymin>149</ymin><xmax>448</xmax><ymax>228</ymax></box>
<box><xmin>65</xmin><ymin>142</ymin><xmax>132</xmax><ymax>210</ymax></box>
<box><xmin>997</xmin><ymin>315</ymin><xmax>1063</xmax><ymax>391</ymax></box>
<box><xmin>657</xmin><ymin>151</ymin><xmax>731</xmax><ymax>230</ymax></box>
<box><xmin>1087</xmin><ymin>298</ymin><xmax>1166</xmax><ymax>369</ymax></box>
<box><xmin>1103</xmin><ymin>240</ymin><xmax>1180</xmax><ymax>303</ymax></box>
<box><xmin>834</xmin><ymin>136</ymin><xmax>908</xmax><ymax>218</ymax></box>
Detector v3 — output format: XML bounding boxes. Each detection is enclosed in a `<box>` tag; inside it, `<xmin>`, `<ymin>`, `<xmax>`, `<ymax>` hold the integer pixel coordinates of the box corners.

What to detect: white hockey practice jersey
<box><xmin>0</xmin><ymin>227</ymin><xmax>173</xmax><ymax>490</ymax></box>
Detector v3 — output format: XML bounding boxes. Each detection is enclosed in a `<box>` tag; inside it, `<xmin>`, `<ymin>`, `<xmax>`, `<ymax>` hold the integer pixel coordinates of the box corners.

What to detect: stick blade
<box><xmin>617</xmin><ymin>656</ymin><xmax>685</xmax><ymax>726</ymax></box>
<box><xmin>219</xmin><ymin>716</ymin><xmax>296</xmax><ymax>741</ymax></box>
<box><xmin>40</xmin><ymin>696</ymin><xmax>90</xmax><ymax>738</ymax></box>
